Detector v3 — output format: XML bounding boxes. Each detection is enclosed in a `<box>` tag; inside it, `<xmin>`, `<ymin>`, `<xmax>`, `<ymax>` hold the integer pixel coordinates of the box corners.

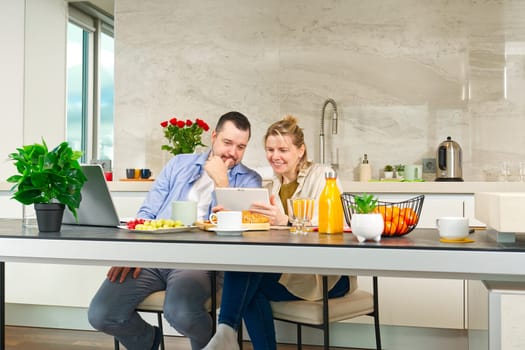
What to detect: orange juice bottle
<box><xmin>318</xmin><ymin>171</ymin><xmax>344</xmax><ymax>234</ymax></box>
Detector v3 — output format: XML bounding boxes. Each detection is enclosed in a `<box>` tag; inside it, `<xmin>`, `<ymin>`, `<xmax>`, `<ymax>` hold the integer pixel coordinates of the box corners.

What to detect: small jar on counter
<box><xmin>359</xmin><ymin>154</ymin><xmax>372</xmax><ymax>182</ymax></box>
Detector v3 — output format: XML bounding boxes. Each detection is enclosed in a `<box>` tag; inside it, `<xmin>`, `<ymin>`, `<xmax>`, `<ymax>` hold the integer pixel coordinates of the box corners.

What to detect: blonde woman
<box><xmin>203</xmin><ymin>116</ymin><xmax>348</xmax><ymax>350</ymax></box>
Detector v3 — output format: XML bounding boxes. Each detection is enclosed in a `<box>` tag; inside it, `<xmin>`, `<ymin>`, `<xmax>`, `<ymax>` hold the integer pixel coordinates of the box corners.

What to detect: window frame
<box><xmin>67</xmin><ymin>3</ymin><xmax>114</xmax><ymax>164</ymax></box>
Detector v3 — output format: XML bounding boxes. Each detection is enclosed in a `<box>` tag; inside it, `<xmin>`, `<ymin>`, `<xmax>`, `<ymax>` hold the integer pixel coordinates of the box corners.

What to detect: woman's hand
<box><xmin>211</xmin><ymin>205</ymin><xmax>225</xmax><ymax>213</ymax></box>
<box><xmin>249</xmin><ymin>195</ymin><xmax>289</xmax><ymax>226</ymax></box>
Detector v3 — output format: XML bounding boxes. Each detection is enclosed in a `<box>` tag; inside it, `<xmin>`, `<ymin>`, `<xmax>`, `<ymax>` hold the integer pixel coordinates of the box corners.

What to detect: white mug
<box><xmin>436</xmin><ymin>217</ymin><xmax>469</xmax><ymax>240</ymax></box>
<box><xmin>405</xmin><ymin>165</ymin><xmax>423</xmax><ymax>181</ymax></box>
<box><xmin>209</xmin><ymin>211</ymin><xmax>243</xmax><ymax>230</ymax></box>
<box><xmin>171</xmin><ymin>200</ymin><xmax>197</xmax><ymax>226</ymax></box>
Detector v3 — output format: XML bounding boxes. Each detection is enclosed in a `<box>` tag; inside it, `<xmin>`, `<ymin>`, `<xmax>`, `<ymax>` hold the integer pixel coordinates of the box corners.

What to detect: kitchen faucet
<box><xmin>319</xmin><ymin>98</ymin><xmax>339</xmax><ymax>165</ymax></box>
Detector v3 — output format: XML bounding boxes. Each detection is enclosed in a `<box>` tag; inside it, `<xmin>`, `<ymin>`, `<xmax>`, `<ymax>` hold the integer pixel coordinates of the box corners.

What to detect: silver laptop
<box><xmin>62</xmin><ymin>164</ymin><xmax>120</xmax><ymax>227</ymax></box>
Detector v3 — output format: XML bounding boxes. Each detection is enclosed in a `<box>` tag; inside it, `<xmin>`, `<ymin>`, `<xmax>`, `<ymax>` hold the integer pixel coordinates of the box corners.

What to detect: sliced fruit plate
<box><xmin>118</xmin><ymin>225</ymin><xmax>197</xmax><ymax>233</ymax></box>
<box><xmin>119</xmin><ymin>218</ymin><xmax>196</xmax><ymax>233</ymax></box>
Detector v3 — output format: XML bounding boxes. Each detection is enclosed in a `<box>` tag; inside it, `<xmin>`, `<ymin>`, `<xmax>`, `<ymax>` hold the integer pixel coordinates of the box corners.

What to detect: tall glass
<box><xmin>287</xmin><ymin>198</ymin><xmax>314</xmax><ymax>235</ymax></box>
<box><xmin>500</xmin><ymin>161</ymin><xmax>510</xmax><ymax>181</ymax></box>
<box><xmin>22</xmin><ymin>204</ymin><xmax>37</xmax><ymax>228</ymax></box>
<box><xmin>520</xmin><ymin>162</ymin><xmax>525</xmax><ymax>182</ymax></box>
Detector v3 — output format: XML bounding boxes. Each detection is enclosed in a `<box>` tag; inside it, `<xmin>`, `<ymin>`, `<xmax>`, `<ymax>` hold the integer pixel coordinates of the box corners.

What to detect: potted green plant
<box><xmin>6</xmin><ymin>139</ymin><xmax>87</xmax><ymax>232</ymax></box>
<box><xmin>352</xmin><ymin>193</ymin><xmax>378</xmax><ymax>214</ymax></box>
<box><xmin>383</xmin><ymin>165</ymin><xmax>394</xmax><ymax>179</ymax></box>
<box><xmin>350</xmin><ymin>193</ymin><xmax>384</xmax><ymax>242</ymax></box>
<box><xmin>395</xmin><ymin>164</ymin><xmax>405</xmax><ymax>179</ymax></box>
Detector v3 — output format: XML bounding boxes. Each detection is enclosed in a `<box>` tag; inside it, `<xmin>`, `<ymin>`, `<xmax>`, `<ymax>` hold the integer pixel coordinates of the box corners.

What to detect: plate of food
<box><xmin>196</xmin><ymin>210</ymin><xmax>270</xmax><ymax>231</ymax></box>
<box><xmin>119</xmin><ymin>218</ymin><xmax>196</xmax><ymax>233</ymax></box>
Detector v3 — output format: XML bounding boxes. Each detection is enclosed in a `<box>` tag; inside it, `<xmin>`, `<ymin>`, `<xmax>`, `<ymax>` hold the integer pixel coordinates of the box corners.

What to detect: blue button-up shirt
<box><xmin>137</xmin><ymin>151</ymin><xmax>262</xmax><ymax>219</ymax></box>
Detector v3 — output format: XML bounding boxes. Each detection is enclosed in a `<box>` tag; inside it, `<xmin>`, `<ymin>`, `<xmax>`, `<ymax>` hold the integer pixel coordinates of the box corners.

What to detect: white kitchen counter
<box><xmin>2</xmin><ymin>180</ymin><xmax>525</xmax><ymax>194</ymax></box>
<box><xmin>106</xmin><ymin>180</ymin><xmax>524</xmax><ymax>194</ymax></box>
<box><xmin>340</xmin><ymin>181</ymin><xmax>525</xmax><ymax>194</ymax></box>
<box><xmin>108</xmin><ymin>180</ymin><xmax>525</xmax><ymax>194</ymax></box>
<box><xmin>0</xmin><ymin>180</ymin><xmax>153</xmax><ymax>192</ymax></box>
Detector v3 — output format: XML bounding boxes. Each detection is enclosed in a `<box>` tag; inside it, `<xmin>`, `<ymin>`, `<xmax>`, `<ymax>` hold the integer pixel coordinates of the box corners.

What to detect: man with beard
<box><xmin>88</xmin><ymin>111</ymin><xmax>261</xmax><ymax>350</ymax></box>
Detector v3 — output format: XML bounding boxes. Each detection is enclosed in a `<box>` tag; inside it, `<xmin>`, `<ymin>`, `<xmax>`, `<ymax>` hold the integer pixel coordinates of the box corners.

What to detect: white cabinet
<box><xmin>374</xmin><ymin>193</ymin><xmax>486</xmax><ymax>228</ymax></box>
<box><xmin>6</xmin><ymin>264</ymin><xmax>107</xmax><ymax>307</ymax></box>
<box><xmin>468</xmin><ymin>281</ymin><xmax>525</xmax><ymax>350</ymax></box>
<box><xmin>4</xmin><ymin>190</ymin><xmax>149</xmax><ymax>307</ymax></box>
<box><xmin>378</xmin><ymin>277</ymin><xmax>465</xmax><ymax>329</ymax></box>
<box><xmin>111</xmin><ymin>191</ymin><xmax>149</xmax><ymax>218</ymax></box>
<box><xmin>343</xmin><ymin>276</ymin><xmax>465</xmax><ymax>329</ymax></box>
<box><xmin>417</xmin><ymin>194</ymin><xmax>464</xmax><ymax>228</ymax></box>
<box><xmin>464</xmin><ymin>196</ymin><xmax>487</xmax><ymax>227</ymax></box>
<box><xmin>0</xmin><ymin>191</ymin><xmax>21</xmax><ymax>219</ymax></box>
<box><xmin>363</xmin><ymin>193</ymin><xmax>478</xmax><ymax>329</ymax></box>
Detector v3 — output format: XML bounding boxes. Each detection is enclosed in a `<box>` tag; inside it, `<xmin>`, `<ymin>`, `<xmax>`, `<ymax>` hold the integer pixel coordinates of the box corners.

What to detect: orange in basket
<box><xmin>342</xmin><ymin>194</ymin><xmax>424</xmax><ymax>237</ymax></box>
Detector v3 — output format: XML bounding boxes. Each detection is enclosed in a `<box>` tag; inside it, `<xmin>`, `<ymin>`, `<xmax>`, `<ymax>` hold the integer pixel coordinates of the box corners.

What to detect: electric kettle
<box><xmin>435</xmin><ymin>136</ymin><xmax>463</xmax><ymax>181</ymax></box>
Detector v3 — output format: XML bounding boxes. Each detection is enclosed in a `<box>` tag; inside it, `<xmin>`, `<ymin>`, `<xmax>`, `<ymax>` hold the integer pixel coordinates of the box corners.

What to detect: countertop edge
<box><xmin>340</xmin><ymin>181</ymin><xmax>525</xmax><ymax>194</ymax></box>
<box><xmin>2</xmin><ymin>180</ymin><xmax>525</xmax><ymax>194</ymax></box>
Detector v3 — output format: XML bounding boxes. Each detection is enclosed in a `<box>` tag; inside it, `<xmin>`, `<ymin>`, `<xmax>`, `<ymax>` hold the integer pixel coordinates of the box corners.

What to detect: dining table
<box><xmin>1</xmin><ymin>218</ymin><xmax>525</xmax><ymax>349</ymax></box>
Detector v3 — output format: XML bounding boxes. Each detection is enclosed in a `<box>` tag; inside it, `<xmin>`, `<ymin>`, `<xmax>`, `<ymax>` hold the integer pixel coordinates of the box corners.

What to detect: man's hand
<box><xmin>205</xmin><ymin>155</ymin><xmax>231</xmax><ymax>187</ymax></box>
<box><xmin>107</xmin><ymin>266</ymin><xmax>142</xmax><ymax>283</ymax></box>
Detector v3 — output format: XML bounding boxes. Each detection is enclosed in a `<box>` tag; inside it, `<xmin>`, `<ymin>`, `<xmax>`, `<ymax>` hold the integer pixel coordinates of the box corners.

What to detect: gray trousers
<box><xmin>88</xmin><ymin>268</ymin><xmax>220</xmax><ymax>350</ymax></box>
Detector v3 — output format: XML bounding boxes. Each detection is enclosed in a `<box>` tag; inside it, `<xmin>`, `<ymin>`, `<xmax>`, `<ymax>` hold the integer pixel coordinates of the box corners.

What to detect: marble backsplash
<box><xmin>113</xmin><ymin>0</ymin><xmax>525</xmax><ymax>182</ymax></box>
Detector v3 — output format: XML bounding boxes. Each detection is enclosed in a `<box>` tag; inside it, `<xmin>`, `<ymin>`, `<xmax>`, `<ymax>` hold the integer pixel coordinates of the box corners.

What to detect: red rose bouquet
<box><xmin>160</xmin><ymin>117</ymin><xmax>210</xmax><ymax>156</ymax></box>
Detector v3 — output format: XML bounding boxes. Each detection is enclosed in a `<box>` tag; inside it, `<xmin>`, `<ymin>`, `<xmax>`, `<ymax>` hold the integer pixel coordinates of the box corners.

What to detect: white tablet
<box><xmin>215</xmin><ymin>187</ymin><xmax>270</xmax><ymax>211</ymax></box>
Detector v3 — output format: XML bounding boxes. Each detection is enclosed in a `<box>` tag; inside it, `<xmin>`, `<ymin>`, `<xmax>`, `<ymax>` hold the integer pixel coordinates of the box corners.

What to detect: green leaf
<box><xmin>352</xmin><ymin>193</ymin><xmax>378</xmax><ymax>214</ymax></box>
<box><xmin>6</xmin><ymin>139</ymin><xmax>87</xmax><ymax>218</ymax></box>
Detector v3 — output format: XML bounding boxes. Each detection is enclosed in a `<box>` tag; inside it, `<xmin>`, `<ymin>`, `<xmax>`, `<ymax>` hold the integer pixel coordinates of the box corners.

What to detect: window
<box><xmin>98</xmin><ymin>31</ymin><xmax>114</xmax><ymax>161</ymax></box>
<box><xmin>67</xmin><ymin>3</ymin><xmax>114</xmax><ymax>165</ymax></box>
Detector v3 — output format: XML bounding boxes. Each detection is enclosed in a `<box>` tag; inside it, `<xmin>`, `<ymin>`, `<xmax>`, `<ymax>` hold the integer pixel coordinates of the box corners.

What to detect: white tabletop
<box><xmin>0</xmin><ymin>219</ymin><xmax>524</xmax><ymax>282</ymax></box>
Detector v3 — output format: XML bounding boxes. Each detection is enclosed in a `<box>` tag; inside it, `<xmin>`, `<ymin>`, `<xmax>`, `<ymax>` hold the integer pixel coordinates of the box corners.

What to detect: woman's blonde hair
<box><xmin>264</xmin><ymin>115</ymin><xmax>310</xmax><ymax>171</ymax></box>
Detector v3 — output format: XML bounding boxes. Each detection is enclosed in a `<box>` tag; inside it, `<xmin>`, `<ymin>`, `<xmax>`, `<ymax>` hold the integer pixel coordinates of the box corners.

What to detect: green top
<box><xmin>279</xmin><ymin>180</ymin><xmax>299</xmax><ymax>215</ymax></box>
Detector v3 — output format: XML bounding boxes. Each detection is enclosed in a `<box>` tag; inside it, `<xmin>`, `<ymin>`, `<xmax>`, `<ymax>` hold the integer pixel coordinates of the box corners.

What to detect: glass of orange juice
<box><xmin>287</xmin><ymin>198</ymin><xmax>314</xmax><ymax>235</ymax></box>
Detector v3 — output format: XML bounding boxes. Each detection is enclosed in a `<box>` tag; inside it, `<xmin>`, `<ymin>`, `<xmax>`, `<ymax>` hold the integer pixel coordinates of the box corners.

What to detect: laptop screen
<box><xmin>62</xmin><ymin>164</ymin><xmax>120</xmax><ymax>227</ymax></box>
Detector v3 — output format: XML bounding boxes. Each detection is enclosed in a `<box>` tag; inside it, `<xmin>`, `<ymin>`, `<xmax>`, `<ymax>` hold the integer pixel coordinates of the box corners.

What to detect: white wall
<box><xmin>112</xmin><ymin>0</ymin><xmax>525</xmax><ymax>183</ymax></box>
<box><xmin>0</xmin><ymin>1</ymin><xmax>24</xmax><ymax>178</ymax></box>
<box><xmin>23</xmin><ymin>0</ymin><xmax>68</xmax><ymax>145</ymax></box>
<box><xmin>0</xmin><ymin>0</ymin><xmax>67</xmax><ymax>218</ymax></box>
<box><xmin>0</xmin><ymin>0</ymin><xmax>67</xmax><ymax>183</ymax></box>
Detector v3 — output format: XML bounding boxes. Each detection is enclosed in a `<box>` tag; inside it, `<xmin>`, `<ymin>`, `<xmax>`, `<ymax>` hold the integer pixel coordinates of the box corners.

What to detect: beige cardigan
<box><xmin>269</xmin><ymin>163</ymin><xmax>341</xmax><ymax>227</ymax></box>
<box><xmin>270</xmin><ymin>163</ymin><xmax>352</xmax><ymax>300</ymax></box>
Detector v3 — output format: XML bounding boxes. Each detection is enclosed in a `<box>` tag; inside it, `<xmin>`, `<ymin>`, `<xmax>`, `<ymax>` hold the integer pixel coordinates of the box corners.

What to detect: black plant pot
<box><xmin>34</xmin><ymin>203</ymin><xmax>65</xmax><ymax>232</ymax></box>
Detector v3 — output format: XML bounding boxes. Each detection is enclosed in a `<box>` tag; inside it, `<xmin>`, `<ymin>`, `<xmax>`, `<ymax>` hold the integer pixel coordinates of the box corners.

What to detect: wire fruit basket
<box><xmin>341</xmin><ymin>193</ymin><xmax>425</xmax><ymax>237</ymax></box>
